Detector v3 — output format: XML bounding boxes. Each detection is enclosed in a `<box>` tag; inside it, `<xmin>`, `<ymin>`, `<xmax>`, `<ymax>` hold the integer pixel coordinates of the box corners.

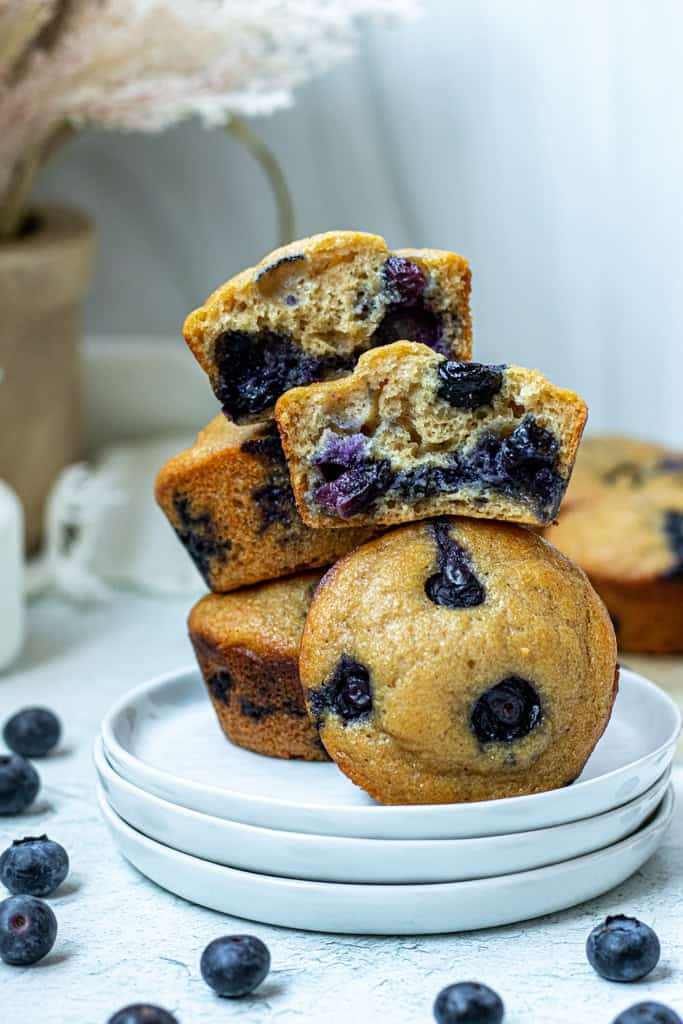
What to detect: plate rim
<box><xmin>98</xmin><ymin>782</ymin><xmax>674</xmax><ymax>894</ymax></box>
<box><xmin>100</xmin><ymin>664</ymin><xmax>681</xmax><ymax>822</ymax></box>
<box><xmin>94</xmin><ymin>733</ymin><xmax>673</xmax><ymax>852</ymax></box>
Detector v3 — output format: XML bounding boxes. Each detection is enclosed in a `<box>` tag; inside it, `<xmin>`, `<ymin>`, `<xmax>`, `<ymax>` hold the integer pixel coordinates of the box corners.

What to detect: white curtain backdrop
<box><xmin>39</xmin><ymin>0</ymin><xmax>681</xmax><ymax>446</ymax></box>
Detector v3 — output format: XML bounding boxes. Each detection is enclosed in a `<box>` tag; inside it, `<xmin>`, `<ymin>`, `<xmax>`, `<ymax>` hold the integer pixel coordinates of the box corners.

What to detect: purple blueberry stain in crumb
<box><xmin>393</xmin><ymin>460</ymin><xmax>463</xmax><ymax>500</ymax></box>
<box><xmin>662</xmin><ymin>510</ymin><xmax>683</xmax><ymax>579</ymax></box>
<box><xmin>372</xmin><ymin>306</ymin><xmax>445</xmax><ymax>353</ymax></box>
<box><xmin>240</xmin><ymin>423</ymin><xmax>284</xmax><ymax>461</ymax></box>
<box><xmin>471</xmin><ymin>677</ymin><xmax>542</xmax><ymax>744</ymax></box>
<box><xmin>214</xmin><ymin>330</ymin><xmax>353</xmax><ymax>421</ymax></box>
<box><xmin>425</xmin><ymin>519</ymin><xmax>485</xmax><ymax>609</ymax></box>
<box><xmin>312</xmin><ymin>433</ymin><xmax>368</xmax><ymax>481</ymax></box>
<box><xmin>382</xmin><ymin>255</ymin><xmax>427</xmax><ymax>305</ymax></box>
<box><xmin>371</xmin><ymin>255</ymin><xmax>450</xmax><ymax>354</ymax></box>
<box><xmin>208</xmin><ymin>671</ymin><xmax>233</xmax><ymax>706</ymax></box>
<box><xmin>437</xmin><ymin>361</ymin><xmax>505</xmax><ymax>410</ymax></box>
<box><xmin>312</xmin><ymin>433</ymin><xmax>393</xmax><ymax>518</ymax></box>
<box><xmin>172</xmin><ymin>495</ymin><xmax>230</xmax><ymax>586</ymax></box>
<box><xmin>308</xmin><ymin>655</ymin><xmax>373</xmax><ymax>725</ymax></box>
<box><xmin>467</xmin><ymin>415</ymin><xmax>565</xmax><ymax>521</ymax></box>
<box><xmin>285</xmin><ymin>294</ymin><xmax>298</xmax><ymax>306</ymax></box>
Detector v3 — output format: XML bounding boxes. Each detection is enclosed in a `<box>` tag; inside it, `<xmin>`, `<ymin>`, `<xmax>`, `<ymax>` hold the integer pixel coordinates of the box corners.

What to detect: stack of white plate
<box><xmin>96</xmin><ymin>666</ymin><xmax>680</xmax><ymax>935</ymax></box>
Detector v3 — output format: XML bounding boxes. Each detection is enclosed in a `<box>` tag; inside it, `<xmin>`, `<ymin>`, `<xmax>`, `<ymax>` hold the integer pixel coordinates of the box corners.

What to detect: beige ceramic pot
<box><xmin>0</xmin><ymin>205</ymin><xmax>95</xmax><ymax>551</ymax></box>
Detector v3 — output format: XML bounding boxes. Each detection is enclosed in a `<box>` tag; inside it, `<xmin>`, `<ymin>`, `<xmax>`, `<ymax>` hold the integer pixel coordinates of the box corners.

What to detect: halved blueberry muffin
<box><xmin>155</xmin><ymin>414</ymin><xmax>372</xmax><ymax>592</ymax></box>
<box><xmin>546</xmin><ymin>436</ymin><xmax>683</xmax><ymax>653</ymax></box>
<box><xmin>275</xmin><ymin>341</ymin><xmax>587</xmax><ymax>529</ymax></box>
<box><xmin>183</xmin><ymin>231</ymin><xmax>471</xmax><ymax>423</ymax></box>
<box><xmin>299</xmin><ymin>518</ymin><xmax>618</xmax><ymax>804</ymax></box>
<box><xmin>190</xmin><ymin>573</ymin><xmax>329</xmax><ymax>761</ymax></box>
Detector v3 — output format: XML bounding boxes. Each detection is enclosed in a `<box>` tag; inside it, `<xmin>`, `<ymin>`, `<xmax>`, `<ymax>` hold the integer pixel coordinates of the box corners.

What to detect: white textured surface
<box><xmin>1</xmin><ymin>591</ymin><xmax>683</xmax><ymax>1022</ymax></box>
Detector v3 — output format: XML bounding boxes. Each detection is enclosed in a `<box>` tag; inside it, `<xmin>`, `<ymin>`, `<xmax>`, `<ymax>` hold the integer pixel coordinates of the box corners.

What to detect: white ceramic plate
<box><xmin>101</xmin><ymin>666</ymin><xmax>680</xmax><ymax>840</ymax></box>
<box><xmin>98</xmin><ymin>785</ymin><xmax>674</xmax><ymax>935</ymax></box>
<box><xmin>94</xmin><ymin>737</ymin><xmax>672</xmax><ymax>884</ymax></box>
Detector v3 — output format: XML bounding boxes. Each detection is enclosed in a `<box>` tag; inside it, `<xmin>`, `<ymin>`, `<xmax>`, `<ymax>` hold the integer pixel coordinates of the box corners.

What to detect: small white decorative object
<box><xmin>0</xmin><ymin>479</ymin><xmax>25</xmax><ymax>671</ymax></box>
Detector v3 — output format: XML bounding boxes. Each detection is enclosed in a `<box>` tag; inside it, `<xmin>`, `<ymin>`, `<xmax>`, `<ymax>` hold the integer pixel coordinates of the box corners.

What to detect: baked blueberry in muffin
<box><xmin>155</xmin><ymin>415</ymin><xmax>372</xmax><ymax>592</ymax></box>
<box><xmin>183</xmin><ymin>232</ymin><xmax>472</xmax><ymax>423</ymax></box>
<box><xmin>189</xmin><ymin>573</ymin><xmax>329</xmax><ymax>761</ymax></box>
<box><xmin>275</xmin><ymin>341</ymin><xmax>587</xmax><ymax>529</ymax></box>
<box><xmin>546</xmin><ymin>435</ymin><xmax>683</xmax><ymax>653</ymax></box>
<box><xmin>300</xmin><ymin>518</ymin><xmax>618</xmax><ymax>804</ymax></box>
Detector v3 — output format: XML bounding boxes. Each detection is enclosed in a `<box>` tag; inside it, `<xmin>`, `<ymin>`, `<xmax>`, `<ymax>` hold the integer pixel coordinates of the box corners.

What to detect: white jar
<box><xmin>0</xmin><ymin>480</ymin><xmax>24</xmax><ymax>671</ymax></box>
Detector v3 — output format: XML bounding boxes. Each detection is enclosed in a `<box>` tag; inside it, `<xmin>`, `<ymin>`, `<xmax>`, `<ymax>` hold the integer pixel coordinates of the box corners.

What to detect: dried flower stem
<box><xmin>226</xmin><ymin>116</ymin><xmax>295</xmax><ymax>246</ymax></box>
<box><xmin>0</xmin><ymin>120</ymin><xmax>71</xmax><ymax>239</ymax></box>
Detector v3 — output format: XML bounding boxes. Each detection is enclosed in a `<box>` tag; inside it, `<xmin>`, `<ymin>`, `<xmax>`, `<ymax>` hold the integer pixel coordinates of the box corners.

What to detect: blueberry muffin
<box><xmin>183</xmin><ymin>231</ymin><xmax>472</xmax><ymax>423</ymax></box>
<box><xmin>155</xmin><ymin>415</ymin><xmax>372</xmax><ymax>591</ymax></box>
<box><xmin>299</xmin><ymin>518</ymin><xmax>618</xmax><ymax>804</ymax></box>
<box><xmin>561</xmin><ymin>435</ymin><xmax>676</xmax><ymax>509</ymax></box>
<box><xmin>276</xmin><ymin>341</ymin><xmax>587</xmax><ymax>529</ymax></box>
<box><xmin>189</xmin><ymin>573</ymin><xmax>329</xmax><ymax>761</ymax></box>
<box><xmin>546</xmin><ymin>437</ymin><xmax>683</xmax><ymax>653</ymax></box>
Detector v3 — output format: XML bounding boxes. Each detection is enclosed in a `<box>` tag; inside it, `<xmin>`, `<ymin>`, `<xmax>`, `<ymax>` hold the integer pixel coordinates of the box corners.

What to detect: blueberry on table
<box><xmin>0</xmin><ymin>836</ymin><xmax>69</xmax><ymax>897</ymax></box>
<box><xmin>586</xmin><ymin>915</ymin><xmax>660</xmax><ymax>982</ymax></box>
<box><xmin>0</xmin><ymin>894</ymin><xmax>57</xmax><ymax>965</ymax></box>
<box><xmin>107</xmin><ymin>1006</ymin><xmax>179</xmax><ymax>1024</ymax></box>
<box><xmin>200</xmin><ymin>934</ymin><xmax>270</xmax><ymax>997</ymax></box>
<box><xmin>434</xmin><ymin>982</ymin><xmax>505</xmax><ymax>1024</ymax></box>
<box><xmin>3</xmin><ymin>707</ymin><xmax>61</xmax><ymax>758</ymax></box>
<box><xmin>613</xmin><ymin>1003</ymin><xmax>683</xmax><ymax>1024</ymax></box>
<box><xmin>0</xmin><ymin>754</ymin><xmax>40</xmax><ymax>815</ymax></box>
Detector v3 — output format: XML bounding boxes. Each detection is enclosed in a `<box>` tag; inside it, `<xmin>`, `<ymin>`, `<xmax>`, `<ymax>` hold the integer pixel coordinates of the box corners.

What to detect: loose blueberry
<box><xmin>471</xmin><ymin>678</ymin><xmax>542</xmax><ymax>744</ymax></box>
<box><xmin>309</xmin><ymin>655</ymin><xmax>373</xmax><ymax>725</ymax></box>
<box><xmin>107</xmin><ymin>1005</ymin><xmax>179</xmax><ymax>1024</ymax></box>
<box><xmin>3</xmin><ymin>708</ymin><xmax>61</xmax><ymax>758</ymax></box>
<box><xmin>437</xmin><ymin>361</ymin><xmax>504</xmax><ymax>410</ymax></box>
<box><xmin>663</xmin><ymin>510</ymin><xmax>683</xmax><ymax>579</ymax></box>
<box><xmin>382</xmin><ymin>256</ymin><xmax>427</xmax><ymax>305</ymax></box>
<box><xmin>200</xmin><ymin>934</ymin><xmax>270</xmax><ymax>998</ymax></box>
<box><xmin>0</xmin><ymin>894</ymin><xmax>57</xmax><ymax>965</ymax></box>
<box><xmin>0</xmin><ymin>836</ymin><xmax>69</xmax><ymax>897</ymax></box>
<box><xmin>586</xmin><ymin>915</ymin><xmax>660</xmax><ymax>982</ymax></box>
<box><xmin>613</xmin><ymin>1003</ymin><xmax>682</xmax><ymax>1024</ymax></box>
<box><xmin>426</xmin><ymin>520</ymin><xmax>485</xmax><ymax>609</ymax></box>
<box><xmin>433</xmin><ymin>981</ymin><xmax>505</xmax><ymax>1024</ymax></box>
<box><xmin>0</xmin><ymin>754</ymin><xmax>40</xmax><ymax>816</ymax></box>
